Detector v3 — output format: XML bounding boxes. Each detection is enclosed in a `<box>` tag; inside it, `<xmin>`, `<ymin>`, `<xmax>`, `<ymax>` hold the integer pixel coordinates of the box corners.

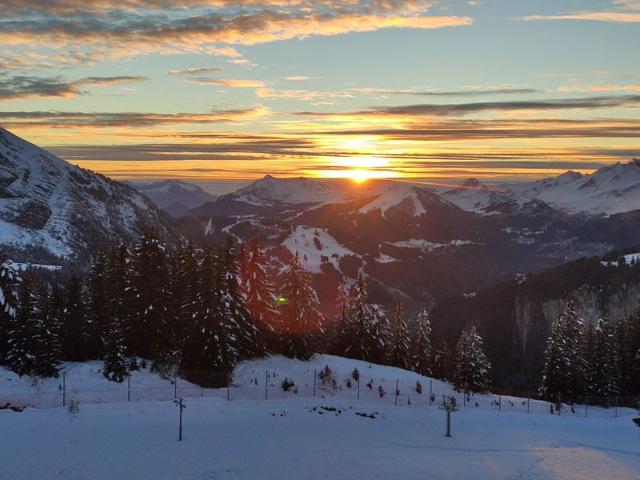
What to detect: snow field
<box><xmin>2</xmin><ymin>395</ymin><xmax>640</xmax><ymax>480</ymax></box>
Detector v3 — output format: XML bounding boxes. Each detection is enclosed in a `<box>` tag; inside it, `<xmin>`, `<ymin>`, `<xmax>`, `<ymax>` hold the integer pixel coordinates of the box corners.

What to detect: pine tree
<box><xmin>336</xmin><ymin>274</ymin><xmax>388</xmax><ymax>364</ymax></box>
<box><xmin>453</xmin><ymin>325</ymin><xmax>491</xmax><ymax>394</ymax></box>
<box><xmin>102</xmin><ymin>244</ymin><xmax>131</xmax><ymax>380</ymax></box>
<box><xmin>87</xmin><ymin>250</ymin><xmax>110</xmax><ymax>357</ymax></box>
<box><xmin>540</xmin><ymin>300</ymin><xmax>583</xmax><ymax>400</ymax></box>
<box><xmin>279</xmin><ymin>252</ymin><xmax>323</xmax><ymax>360</ymax></box>
<box><xmin>62</xmin><ymin>275</ymin><xmax>87</xmax><ymax>361</ymax></box>
<box><xmin>411</xmin><ymin>307</ymin><xmax>432</xmax><ymax>376</ymax></box>
<box><xmin>129</xmin><ymin>230</ymin><xmax>168</xmax><ymax>359</ymax></box>
<box><xmin>240</xmin><ymin>237</ymin><xmax>278</xmax><ymax>351</ymax></box>
<box><xmin>390</xmin><ymin>302</ymin><xmax>410</xmax><ymax>370</ymax></box>
<box><xmin>0</xmin><ymin>252</ymin><xmax>18</xmax><ymax>364</ymax></box>
<box><xmin>102</xmin><ymin>318</ymin><xmax>129</xmax><ymax>382</ymax></box>
<box><xmin>432</xmin><ymin>340</ymin><xmax>452</xmax><ymax>381</ymax></box>
<box><xmin>7</xmin><ymin>268</ymin><xmax>47</xmax><ymax>377</ymax></box>
<box><xmin>36</xmin><ymin>282</ymin><xmax>63</xmax><ymax>377</ymax></box>
<box><xmin>221</xmin><ymin>238</ymin><xmax>260</xmax><ymax>360</ymax></box>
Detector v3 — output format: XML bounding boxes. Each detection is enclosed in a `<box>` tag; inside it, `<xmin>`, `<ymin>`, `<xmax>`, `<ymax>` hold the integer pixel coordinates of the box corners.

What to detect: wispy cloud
<box><xmin>349</xmin><ymin>87</ymin><xmax>539</xmax><ymax>97</ymax></box>
<box><xmin>169</xmin><ymin>67</ymin><xmax>222</xmax><ymax>76</ymax></box>
<box><xmin>0</xmin><ymin>75</ymin><xmax>147</xmax><ymax>101</ymax></box>
<box><xmin>523</xmin><ymin>0</ymin><xmax>640</xmax><ymax>23</ymax></box>
<box><xmin>190</xmin><ymin>78</ymin><xmax>266</xmax><ymax>88</ymax></box>
<box><xmin>296</xmin><ymin>95</ymin><xmax>640</xmax><ymax>117</ymax></box>
<box><xmin>0</xmin><ymin>107</ymin><xmax>269</xmax><ymax>127</ymax></box>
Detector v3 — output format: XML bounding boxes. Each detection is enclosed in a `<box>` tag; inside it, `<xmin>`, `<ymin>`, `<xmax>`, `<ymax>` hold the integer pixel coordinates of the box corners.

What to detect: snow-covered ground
<box><xmin>2</xmin><ymin>355</ymin><xmax>640</xmax><ymax>479</ymax></box>
<box><xmin>2</xmin><ymin>395</ymin><xmax>640</xmax><ymax>479</ymax></box>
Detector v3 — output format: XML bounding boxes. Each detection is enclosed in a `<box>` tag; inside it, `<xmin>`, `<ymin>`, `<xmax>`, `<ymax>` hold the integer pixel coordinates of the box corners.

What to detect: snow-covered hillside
<box><xmin>0</xmin><ymin>127</ymin><xmax>179</xmax><ymax>260</ymax></box>
<box><xmin>282</xmin><ymin>226</ymin><xmax>355</xmax><ymax>273</ymax></box>
<box><xmin>2</xmin><ymin>355</ymin><xmax>639</xmax><ymax>480</ymax></box>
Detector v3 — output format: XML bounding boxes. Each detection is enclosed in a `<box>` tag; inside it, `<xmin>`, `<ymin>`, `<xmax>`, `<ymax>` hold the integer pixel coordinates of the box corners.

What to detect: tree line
<box><xmin>540</xmin><ymin>299</ymin><xmax>640</xmax><ymax>402</ymax></box>
<box><xmin>0</xmin><ymin>233</ymin><xmax>491</xmax><ymax>393</ymax></box>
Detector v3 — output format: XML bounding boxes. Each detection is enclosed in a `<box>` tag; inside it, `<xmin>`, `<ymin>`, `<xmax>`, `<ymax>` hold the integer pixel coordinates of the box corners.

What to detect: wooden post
<box><xmin>176</xmin><ymin>398</ymin><xmax>185</xmax><ymax>442</ymax></box>
<box><xmin>429</xmin><ymin>380</ymin><xmax>433</xmax><ymax>406</ymax></box>
<box><xmin>62</xmin><ymin>370</ymin><xmax>66</xmax><ymax>407</ymax></box>
<box><xmin>445</xmin><ymin>410</ymin><xmax>451</xmax><ymax>437</ymax></box>
<box><xmin>395</xmin><ymin>379</ymin><xmax>399</xmax><ymax>406</ymax></box>
<box><xmin>313</xmin><ymin>369</ymin><xmax>316</xmax><ymax>397</ymax></box>
<box><xmin>498</xmin><ymin>395</ymin><xmax>502</xmax><ymax>411</ymax></box>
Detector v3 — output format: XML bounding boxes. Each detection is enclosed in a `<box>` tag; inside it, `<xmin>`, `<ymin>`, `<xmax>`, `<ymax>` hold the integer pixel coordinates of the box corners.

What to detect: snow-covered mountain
<box><xmin>506</xmin><ymin>160</ymin><xmax>640</xmax><ymax>215</ymax></box>
<box><xmin>0</xmin><ymin>127</ymin><xmax>180</xmax><ymax>261</ymax></box>
<box><xmin>441</xmin><ymin>178</ymin><xmax>513</xmax><ymax>213</ymax></box>
<box><xmin>129</xmin><ymin>179</ymin><xmax>217</xmax><ymax>217</ymax></box>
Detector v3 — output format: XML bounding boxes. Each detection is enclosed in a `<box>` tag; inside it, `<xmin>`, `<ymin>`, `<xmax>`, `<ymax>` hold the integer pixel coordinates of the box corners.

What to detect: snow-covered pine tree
<box><xmin>336</xmin><ymin>274</ymin><xmax>388</xmax><ymax>364</ymax></box>
<box><xmin>390</xmin><ymin>302</ymin><xmax>410</xmax><ymax>370</ymax></box>
<box><xmin>432</xmin><ymin>340</ymin><xmax>452</xmax><ymax>381</ymax></box>
<box><xmin>453</xmin><ymin>325</ymin><xmax>491</xmax><ymax>394</ymax></box>
<box><xmin>240</xmin><ymin>237</ymin><xmax>278</xmax><ymax>352</ymax></box>
<box><xmin>540</xmin><ymin>300</ymin><xmax>583</xmax><ymax>400</ymax></box>
<box><xmin>221</xmin><ymin>237</ymin><xmax>260</xmax><ymax>360</ymax></box>
<box><xmin>35</xmin><ymin>282</ymin><xmax>63</xmax><ymax>377</ymax></box>
<box><xmin>0</xmin><ymin>251</ymin><xmax>18</xmax><ymax>364</ymax></box>
<box><xmin>102</xmin><ymin>243</ymin><xmax>131</xmax><ymax>380</ymax></box>
<box><xmin>279</xmin><ymin>252</ymin><xmax>323</xmax><ymax>360</ymax></box>
<box><xmin>129</xmin><ymin>230</ymin><xmax>168</xmax><ymax>359</ymax></box>
<box><xmin>62</xmin><ymin>275</ymin><xmax>88</xmax><ymax>361</ymax></box>
<box><xmin>617</xmin><ymin>309</ymin><xmax>640</xmax><ymax>395</ymax></box>
<box><xmin>410</xmin><ymin>307</ymin><xmax>432</xmax><ymax>376</ymax></box>
<box><xmin>102</xmin><ymin>317</ymin><xmax>129</xmax><ymax>382</ymax></box>
<box><xmin>182</xmin><ymin>246</ymin><xmax>235</xmax><ymax>384</ymax></box>
<box><xmin>7</xmin><ymin>268</ymin><xmax>44</xmax><ymax>377</ymax></box>
<box><xmin>87</xmin><ymin>250</ymin><xmax>110</xmax><ymax>357</ymax></box>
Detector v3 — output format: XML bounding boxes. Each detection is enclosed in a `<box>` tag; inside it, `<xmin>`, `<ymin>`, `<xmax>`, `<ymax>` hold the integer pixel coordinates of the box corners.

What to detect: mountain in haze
<box><xmin>0</xmin><ymin>127</ymin><xmax>180</xmax><ymax>262</ymax></box>
<box><xmin>130</xmin><ymin>179</ymin><xmax>217</xmax><ymax>218</ymax></box>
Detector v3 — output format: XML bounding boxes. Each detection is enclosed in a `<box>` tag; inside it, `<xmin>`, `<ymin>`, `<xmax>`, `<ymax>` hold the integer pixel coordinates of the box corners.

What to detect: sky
<box><xmin>1</xmin><ymin>0</ymin><xmax>639</xmax><ymax>192</ymax></box>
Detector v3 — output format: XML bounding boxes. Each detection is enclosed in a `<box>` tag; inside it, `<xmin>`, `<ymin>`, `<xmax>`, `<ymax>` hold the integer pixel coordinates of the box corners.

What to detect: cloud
<box><xmin>189</xmin><ymin>78</ymin><xmax>266</xmax><ymax>88</ymax></box>
<box><xmin>285</xmin><ymin>75</ymin><xmax>322</xmax><ymax>81</ymax></box>
<box><xmin>256</xmin><ymin>87</ymin><xmax>354</xmax><ymax>101</ymax></box>
<box><xmin>296</xmin><ymin>95</ymin><xmax>640</xmax><ymax>117</ymax></box>
<box><xmin>0</xmin><ymin>75</ymin><xmax>147</xmax><ymax>101</ymax></box>
<box><xmin>169</xmin><ymin>67</ymin><xmax>222</xmax><ymax>76</ymax></box>
<box><xmin>522</xmin><ymin>12</ymin><xmax>640</xmax><ymax>23</ymax></box>
<box><xmin>0</xmin><ymin>5</ymin><xmax>472</xmax><ymax>55</ymax></box>
<box><xmin>0</xmin><ymin>107</ymin><xmax>269</xmax><ymax>127</ymax></box>
<box><xmin>349</xmin><ymin>87</ymin><xmax>540</xmax><ymax>96</ymax></box>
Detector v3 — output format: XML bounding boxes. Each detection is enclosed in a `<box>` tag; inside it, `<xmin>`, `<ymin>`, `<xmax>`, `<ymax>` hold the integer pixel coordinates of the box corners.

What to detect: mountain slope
<box><xmin>130</xmin><ymin>179</ymin><xmax>217</xmax><ymax>216</ymax></box>
<box><xmin>0</xmin><ymin>127</ymin><xmax>180</xmax><ymax>261</ymax></box>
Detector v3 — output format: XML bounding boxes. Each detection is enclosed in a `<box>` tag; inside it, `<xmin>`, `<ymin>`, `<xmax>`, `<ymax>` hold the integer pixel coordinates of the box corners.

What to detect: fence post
<box><xmin>498</xmin><ymin>395</ymin><xmax>502</xmax><ymax>411</ymax></box>
<box><xmin>527</xmin><ymin>393</ymin><xmax>530</xmax><ymax>414</ymax></box>
<box><xmin>127</xmin><ymin>374</ymin><xmax>131</xmax><ymax>402</ymax></box>
<box><xmin>584</xmin><ymin>393</ymin><xmax>588</xmax><ymax>418</ymax></box>
<box><xmin>175</xmin><ymin>398</ymin><xmax>185</xmax><ymax>442</ymax></box>
<box><xmin>62</xmin><ymin>369</ymin><xmax>66</xmax><ymax>408</ymax></box>
<box><xmin>313</xmin><ymin>369</ymin><xmax>316</xmax><ymax>397</ymax></box>
<box><xmin>429</xmin><ymin>380</ymin><xmax>433</xmax><ymax>406</ymax></box>
<box><xmin>265</xmin><ymin>371</ymin><xmax>268</xmax><ymax>400</ymax></box>
<box><xmin>394</xmin><ymin>379</ymin><xmax>399</xmax><ymax>406</ymax></box>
